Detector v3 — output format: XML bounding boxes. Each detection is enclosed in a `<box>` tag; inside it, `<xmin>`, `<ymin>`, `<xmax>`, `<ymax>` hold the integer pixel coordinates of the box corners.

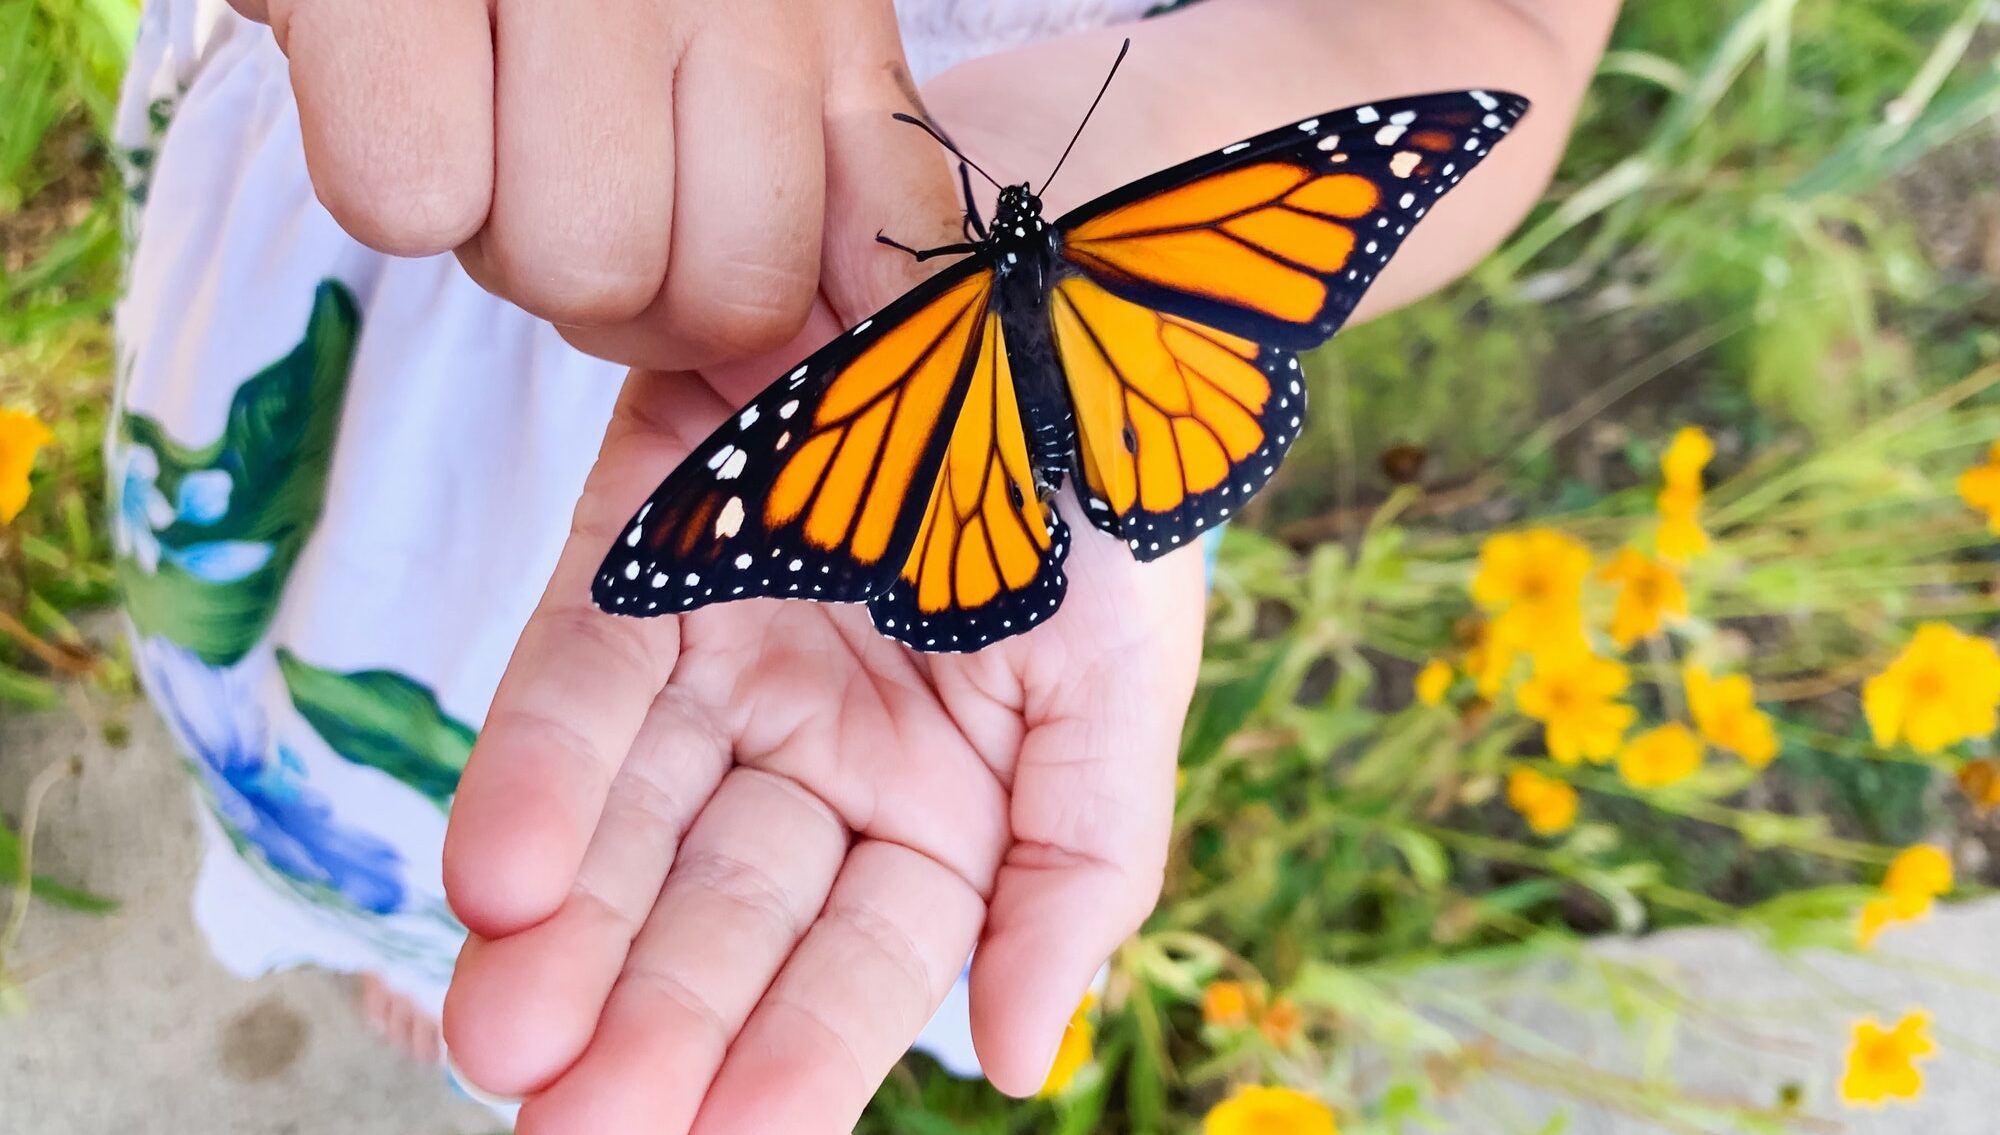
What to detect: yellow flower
<box><xmin>1661</xmin><ymin>426</ymin><xmax>1714</xmax><ymax>490</ymax></box>
<box><xmin>1516</xmin><ymin>649</ymin><xmax>1635</xmax><ymax>765</ymax></box>
<box><xmin>1655</xmin><ymin>498</ymin><xmax>1710</xmax><ymax>562</ymax></box>
<box><xmin>1202</xmin><ymin>981</ymin><xmax>1255</xmax><ymax>1029</ymax></box>
<box><xmin>1863</xmin><ymin>623</ymin><xmax>2000</xmax><ymax>753</ymax></box>
<box><xmin>1884</xmin><ymin>845</ymin><xmax>1952</xmax><ymax>908</ymax></box>
<box><xmin>1471</xmin><ymin>528</ymin><xmax>1591</xmax><ymax>650</ymax></box>
<box><xmin>1599</xmin><ymin>548</ymin><xmax>1687</xmax><ymax>648</ymax></box>
<box><xmin>1506</xmin><ymin>767</ymin><xmax>1579</xmax><ymax>836</ymax></box>
<box><xmin>1203</xmin><ymin>1085</ymin><xmax>1339</xmax><ymax>1135</ymax></box>
<box><xmin>1464</xmin><ymin>618</ymin><xmax>1524</xmax><ymax>697</ymax></box>
<box><xmin>1617</xmin><ymin>723</ymin><xmax>1704</xmax><ymax>789</ymax></box>
<box><xmin>1414</xmin><ymin>658</ymin><xmax>1453</xmax><ymax>706</ymax></box>
<box><xmin>1840</xmin><ymin>1012</ymin><xmax>1936</xmax><ymax>1107</ymax></box>
<box><xmin>1038</xmin><ymin>993</ymin><xmax>1096</xmax><ymax>1098</ymax></box>
<box><xmin>1857</xmin><ymin>846</ymin><xmax>1953</xmax><ymax>948</ymax></box>
<box><xmin>0</xmin><ymin>408</ymin><xmax>55</xmax><ymax>524</ymax></box>
<box><xmin>1956</xmin><ymin>441</ymin><xmax>2000</xmax><ymax>533</ymax></box>
<box><xmin>1684</xmin><ymin>666</ymin><xmax>1779</xmax><ymax>768</ymax></box>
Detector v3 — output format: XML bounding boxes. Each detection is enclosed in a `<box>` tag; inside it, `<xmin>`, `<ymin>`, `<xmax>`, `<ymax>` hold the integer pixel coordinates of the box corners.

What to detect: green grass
<box><xmin>6</xmin><ymin>0</ymin><xmax>2000</xmax><ymax>1130</ymax></box>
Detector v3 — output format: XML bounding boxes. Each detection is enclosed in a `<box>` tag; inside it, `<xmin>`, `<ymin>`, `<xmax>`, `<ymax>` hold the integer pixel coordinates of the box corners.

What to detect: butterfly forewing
<box><xmin>867</xmin><ymin>311</ymin><xmax>1072</xmax><ymax>651</ymax></box>
<box><xmin>1051</xmin><ymin>89</ymin><xmax>1526</xmax><ymax>551</ymax></box>
<box><xmin>1057</xmin><ymin>90</ymin><xmax>1529</xmax><ymax>347</ymax></box>
<box><xmin>594</xmin><ymin>259</ymin><xmax>995</xmax><ymax>615</ymax></box>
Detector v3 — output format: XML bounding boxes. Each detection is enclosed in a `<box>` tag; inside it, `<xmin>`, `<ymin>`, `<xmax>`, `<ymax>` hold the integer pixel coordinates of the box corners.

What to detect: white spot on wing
<box><xmin>707</xmin><ymin>445</ymin><xmax>737</xmax><ymax>471</ymax></box>
<box><xmin>1222</xmin><ymin>141</ymin><xmax>1251</xmax><ymax>154</ymax></box>
<box><xmin>739</xmin><ymin>405</ymin><xmax>759</xmax><ymax>429</ymax></box>
<box><xmin>734</xmin><ymin>553</ymin><xmax>753</xmax><ymax>569</ymax></box>
<box><xmin>779</xmin><ymin>399</ymin><xmax>800</xmax><ymax>419</ymax></box>
<box><xmin>853</xmin><ymin>319</ymin><xmax>873</xmax><ymax>334</ymax></box>
<box><xmin>1390</xmin><ymin>151</ymin><xmax>1421</xmax><ymax>178</ymax></box>
<box><xmin>715</xmin><ymin>497</ymin><xmax>745</xmax><ymax>538</ymax></box>
<box><xmin>717</xmin><ymin>449</ymin><xmax>748</xmax><ymax>480</ymax></box>
<box><xmin>623</xmin><ymin>561</ymin><xmax>640</xmax><ymax>581</ymax></box>
<box><xmin>1471</xmin><ymin>90</ymin><xmax>1499</xmax><ymax>111</ymax></box>
<box><xmin>1315</xmin><ymin>134</ymin><xmax>1341</xmax><ymax>152</ymax></box>
<box><xmin>1354</xmin><ymin>105</ymin><xmax>1380</xmax><ymax>123</ymax></box>
<box><xmin>1297</xmin><ymin>118</ymin><xmax>1320</xmax><ymax>132</ymax></box>
<box><xmin>1375</xmin><ymin>124</ymin><xmax>1406</xmax><ymax>146</ymax></box>
<box><xmin>1390</xmin><ymin>110</ymin><xmax>1417</xmax><ymax>125</ymax></box>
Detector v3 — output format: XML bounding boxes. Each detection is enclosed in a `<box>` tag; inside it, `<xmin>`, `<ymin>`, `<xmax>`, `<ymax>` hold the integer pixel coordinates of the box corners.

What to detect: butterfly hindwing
<box><xmin>594</xmin><ymin>259</ymin><xmax>995</xmax><ymax>615</ymax></box>
<box><xmin>1050</xmin><ymin>275</ymin><xmax>1304</xmax><ymax>558</ymax></box>
<box><xmin>1050</xmin><ymin>89</ymin><xmax>1524</xmax><ymax>551</ymax></box>
<box><xmin>1057</xmin><ymin>90</ymin><xmax>1529</xmax><ymax>348</ymax></box>
<box><xmin>868</xmin><ymin>311</ymin><xmax>1071</xmax><ymax>651</ymax></box>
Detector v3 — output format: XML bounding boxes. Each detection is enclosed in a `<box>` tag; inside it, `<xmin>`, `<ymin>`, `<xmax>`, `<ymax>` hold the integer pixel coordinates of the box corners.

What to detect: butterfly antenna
<box><xmin>1040</xmin><ymin>38</ymin><xmax>1131</xmax><ymax>196</ymax></box>
<box><xmin>891</xmin><ymin>113</ymin><xmax>1003</xmax><ymax>189</ymax></box>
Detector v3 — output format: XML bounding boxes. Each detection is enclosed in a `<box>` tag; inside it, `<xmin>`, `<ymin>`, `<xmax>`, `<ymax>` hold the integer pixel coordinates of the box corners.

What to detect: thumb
<box><xmin>816</xmin><ymin>2</ymin><xmax>974</xmax><ymax>328</ymax></box>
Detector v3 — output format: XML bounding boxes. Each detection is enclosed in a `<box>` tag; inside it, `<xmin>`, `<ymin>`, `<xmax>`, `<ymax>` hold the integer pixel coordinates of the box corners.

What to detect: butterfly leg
<box><xmin>959</xmin><ymin>162</ymin><xmax>989</xmax><ymax>241</ymax></box>
<box><xmin>874</xmin><ymin>234</ymin><xmax>983</xmax><ymax>262</ymax></box>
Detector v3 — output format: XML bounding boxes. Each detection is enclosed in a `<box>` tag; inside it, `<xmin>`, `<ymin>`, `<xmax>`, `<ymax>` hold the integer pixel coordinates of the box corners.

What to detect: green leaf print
<box><xmin>277</xmin><ymin>650</ymin><xmax>475</xmax><ymax>808</ymax></box>
<box><xmin>118</xmin><ymin>281</ymin><xmax>359</xmax><ymax>666</ymax></box>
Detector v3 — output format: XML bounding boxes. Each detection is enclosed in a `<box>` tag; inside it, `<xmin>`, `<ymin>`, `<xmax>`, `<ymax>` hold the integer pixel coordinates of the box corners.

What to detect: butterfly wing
<box><xmin>594</xmin><ymin>258</ymin><xmax>996</xmax><ymax>615</ymax></box>
<box><xmin>867</xmin><ymin>309</ymin><xmax>1071</xmax><ymax>652</ymax></box>
<box><xmin>1051</xmin><ymin>90</ymin><xmax>1528</xmax><ymax>554</ymax></box>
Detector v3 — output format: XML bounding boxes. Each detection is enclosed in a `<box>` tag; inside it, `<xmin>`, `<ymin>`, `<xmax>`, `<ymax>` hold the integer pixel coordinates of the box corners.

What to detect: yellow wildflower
<box><xmin>1202</xmin><ymin>981</ymin><xmax>1255</xmax><ymax>1029</ymax></box>
<box><xmin>1617</xmin><ymin>723</ymin><xmax>1704</xmax><ymax>789</ymax></box>
<box><xmin>1464</xmin><ymin>618</ymin><xmax>1524</xmax><ymax>697</ymax></box>
<box><xmin>0</xmin><ymin>408</ymin><xmax>55</xmax><ymax>524</ymax></box>
<box><xmin>1957</xmin><ymin>759</ymin><xmax>2000</xmax><ymax>814</ymax></box>
<box><xmin>1506</xmin><ymin>767</ymin><xmax>1579</xmax><ymax>836</ymax></box>
<box><xmin>1839</xmin><ymin>1012</ymin><xmax>1935</xmax><ymax>1107</ymax></box>
<box><xmin>1863</xmin><ymin>623</ymin><xmax>2000</xmax><ymax>753</ymax></box>
<box><xmin>1599</xmin><ymin>548</ymin><xmax>1687</xmax><ymax>648</ymax></box>
<box><xmin>1203</xmin><ymin>1086</ymin><xmax>1339</xmax><ymax>1135</ymax></box>
<box><xmin>1884</xmin><ymin>845</ymin><xmax>1952</xmax><ymax>908</ymax></box>
<box><xmin>1654</xmin><ymin>428</ymin><xmax>1715</xmax><ymax>563</ymax></box>
<box><xmin>1414</xmin><ymin>658</ymin><xmax>1453</xmax><ymax>706</ymax></box>
<box><xmin>1655</xmin><ymin>494</ymin><xmax>1711</xmax><ymax>563</ymax></box>
<box><xmin>1857</xmin><ymin>846</ymin><xmax>1953</xmax><ymax>948</ymax></box>
<box><xmin>1956</xmin><ymin>441</ymin><xmax>2000</xmax><ymax>533</ymax></box>
<box><xmin>1661</xmin><ymin>426</ymin><xmax>1714</xmax><ymax>490</ymax></box>
<box><xmin>1684</xmin><ymin>666</ymin><xmax>1779</xmax><ymax>768</ymax></box>
<box><xmin>1470</xmin><ymin>528</ymin><xmax>1591</xmax><ymax>651</ymax></box>
<box><xmin>1516</xmin><ymin>649</ymin><xmax>1635</xmax><ymax>765</ymax></box>
<box><xmin>1038</xmin><ymin>993</ymin><xmax>1096</xmax><ymax>1098</ymax></box>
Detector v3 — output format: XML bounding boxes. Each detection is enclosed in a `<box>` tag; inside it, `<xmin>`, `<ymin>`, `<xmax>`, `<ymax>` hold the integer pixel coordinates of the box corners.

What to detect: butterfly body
<box><xmin>594</xmin><ymin>87</ymin><xmax>1530</xmax><ymax>652</ymax></box>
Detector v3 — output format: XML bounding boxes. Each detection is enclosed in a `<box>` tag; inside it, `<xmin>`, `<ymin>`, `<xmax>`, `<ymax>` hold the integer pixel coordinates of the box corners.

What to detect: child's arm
<box><xmin>425</xmin><ymin>1</ymin><xmax>1619</xmax><ymax>1128</ymax></box>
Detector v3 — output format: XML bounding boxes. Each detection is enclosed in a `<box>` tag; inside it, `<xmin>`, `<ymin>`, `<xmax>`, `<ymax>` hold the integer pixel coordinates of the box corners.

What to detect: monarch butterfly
<box><xmin>595</xmin><ymin>42</ymin><xmax>1528</xmax><ymax>652</ymax></box>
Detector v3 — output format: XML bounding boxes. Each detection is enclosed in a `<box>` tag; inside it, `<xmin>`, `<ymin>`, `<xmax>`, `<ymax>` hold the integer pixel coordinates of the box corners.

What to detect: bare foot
<box><xmin>358</xmin><ymin>973</ymin><xmax>443</xmax><ymax>1065</ymax></box>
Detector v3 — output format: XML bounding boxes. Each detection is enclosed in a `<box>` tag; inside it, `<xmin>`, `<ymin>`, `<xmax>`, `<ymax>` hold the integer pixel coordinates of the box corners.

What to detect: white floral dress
<box><xmin>111</xmin><ymin>0</ymin><xmax>1165</xmax><ymax>1086</ymax></box>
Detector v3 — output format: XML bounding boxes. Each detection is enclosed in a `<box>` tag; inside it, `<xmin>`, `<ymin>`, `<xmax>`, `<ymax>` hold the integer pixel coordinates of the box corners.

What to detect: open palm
<box><xmin>440</xmin><ymin>312</ymin><xmax>1205</xmax><ymax>1131</ymax></box>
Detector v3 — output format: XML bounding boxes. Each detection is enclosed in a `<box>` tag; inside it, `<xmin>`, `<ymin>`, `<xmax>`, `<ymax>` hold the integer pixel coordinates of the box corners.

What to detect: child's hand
<box><xmin>224</xmin><ymin>0</ymin><xmax>962</xmax><ymax>371</ymax></box>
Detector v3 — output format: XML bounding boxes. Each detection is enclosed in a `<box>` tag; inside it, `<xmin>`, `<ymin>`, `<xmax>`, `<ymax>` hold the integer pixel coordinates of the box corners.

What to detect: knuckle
<box><xmin>672</xmin><ymin>848</ymin><xmax>802</xmax><ymax>934</ymax></box>
<box><xmin>660</xmin><ymin>258</ymin><xmax>818</xmax><ymax>361</ymax></box>
<box><xmin>308</xmin><ymin>154</ymin><xmax>488</xmax><ymax>256</ymax></box>
<box><xmin>824</xmin><ymin>898</ymin><xmax>933</xmax><ymax>991</ymax></box>
<box><xmin>534</xmin><ymin>602</ymin><xmax>673</xmax><ymax>686</ymax></box>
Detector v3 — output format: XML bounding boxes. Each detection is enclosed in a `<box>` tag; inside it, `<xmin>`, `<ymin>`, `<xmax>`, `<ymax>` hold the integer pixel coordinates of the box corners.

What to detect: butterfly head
<box><xmin>991</xmin><ymin>184</ymin><xmax>1047</xmax><ymax>238</ymax></box>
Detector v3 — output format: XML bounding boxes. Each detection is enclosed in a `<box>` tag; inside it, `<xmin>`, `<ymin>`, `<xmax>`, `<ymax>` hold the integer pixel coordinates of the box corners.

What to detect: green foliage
<box><xmin>117</xmin><ymin>283</ymin><xmax>360</xmax><ymax>666</ymax></box>
<box><xmin>277</xmin><ymin>649</ymin><xmax>476</xmax><ymax>808</ymax></box>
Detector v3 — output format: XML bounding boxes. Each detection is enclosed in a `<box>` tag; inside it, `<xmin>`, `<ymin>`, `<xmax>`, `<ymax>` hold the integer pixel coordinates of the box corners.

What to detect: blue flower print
<box><xmin>137</xmin><ymin>637</ymin><xmax>407</xmax><ymax>915</ymax></box>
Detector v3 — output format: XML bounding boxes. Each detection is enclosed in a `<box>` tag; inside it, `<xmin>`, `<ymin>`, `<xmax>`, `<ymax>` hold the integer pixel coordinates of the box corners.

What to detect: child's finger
<box><xmin>442</xmin><ymin>688</ymin><xmax>733</xmax><ymax>1097</ymax></box>
<box><xmin>270</xmin><ymin>0</ymin><xmax>493</xmax><ymax>255</ymax></box>
<box><xmin>965</xmin><ymin>542</ymin><xmax>1204</xmax><ymax>1095</ymax></box>
<box><xmin>686</xmin><ymin>840</ymin><xmax>986</xmax><ymax>1135</ymax></box>
<box><xmin>513</xmin><ymin>769</ymin><xmax>852</xmax><ymax>1135</ymax></box>
<box><xmin>558</xmin><ymin>6</ymin><xmax>826</xmax><ymax>373</ymax></box>
<box><xmin>816</xmin><ymin>0</ymin><xmax>970</xmax><ymax>331</ymax></box>
<box><xmin>442</xmin><ymin>368</ymin><xmax>724</xmax><ymax>937</ymax></box>
<box><xmin>471</xmin><ymin>0</ymin><xmax>680</xmax><ymax>327</ymax></box>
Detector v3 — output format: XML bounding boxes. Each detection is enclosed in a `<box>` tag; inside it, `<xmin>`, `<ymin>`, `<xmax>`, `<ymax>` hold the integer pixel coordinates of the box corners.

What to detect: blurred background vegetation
<box><xmin>4</xmin><ymin>0</ymin><xmax>2000</xmax><ymax>1132</ymax></box>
